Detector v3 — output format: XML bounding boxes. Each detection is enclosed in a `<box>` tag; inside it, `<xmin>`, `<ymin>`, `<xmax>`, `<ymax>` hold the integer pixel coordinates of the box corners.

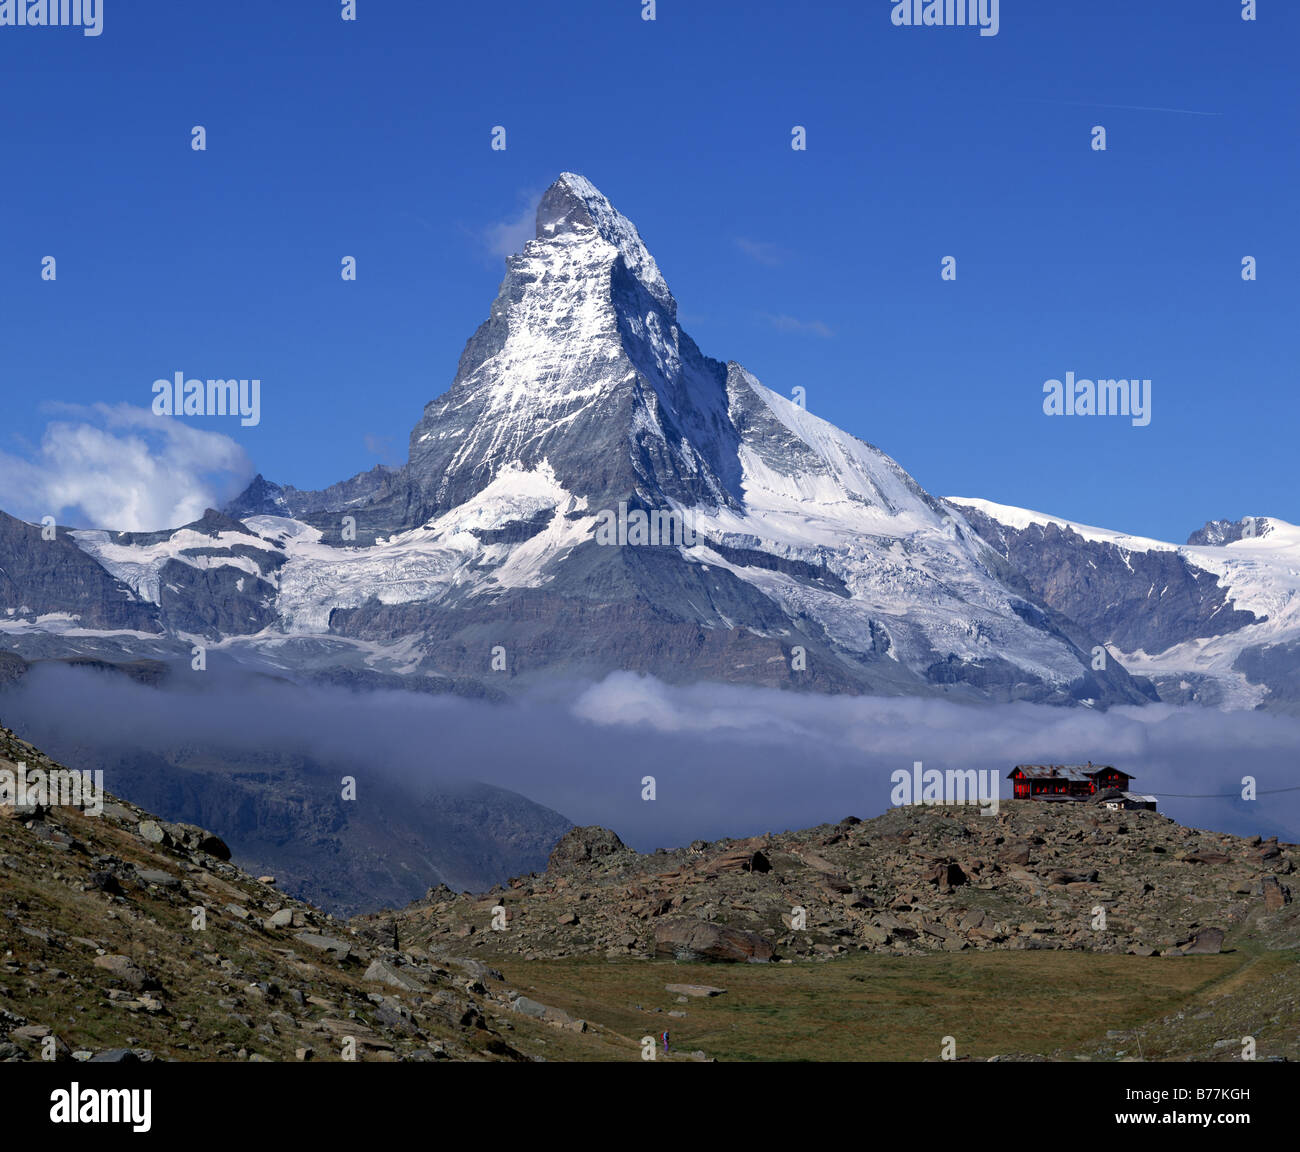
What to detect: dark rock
<box><xmin>1049</xmin><ymin>869</ymin><xmax>1099</xmax><ymax>885</ymax></box>
<box><xmin>135</xmin><ymin>869</ymin><xmax>179</xmax><ymax>889</ymax></box>
<box><xmin>653</xmin><ymin>917</ymin><xmax>774</xmax><ymax>963</ymax></box>
<box><xmin>1262</xmin><ymin>876</ymin><xmax>1291</xmax><ymax>911</ymax></box>
<box><xmin>548</xmin><ymin>826</ymin><xmax>629</xmax><ymax>871</ymax></box>
<box><xmin>89</xmin><ymin>1049</ymin><xmax>140</xmax><ymax>1063</ymax></box>
<box><xmin>86</xmin><ymin>870</ymin><xmax>122</xmax><ymax>895</ymax></box>
<box><xmin>1181</xmin><ymin>928</ymin><xmax>1225</xmax><ymax>955</ymax></box>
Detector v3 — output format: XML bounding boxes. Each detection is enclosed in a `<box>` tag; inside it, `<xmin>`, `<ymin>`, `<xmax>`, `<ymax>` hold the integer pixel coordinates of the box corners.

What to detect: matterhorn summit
<box><xmin>8</xmin><ymin>174</ymin><xmax>1172</xmax><ymax>705</ymax></box>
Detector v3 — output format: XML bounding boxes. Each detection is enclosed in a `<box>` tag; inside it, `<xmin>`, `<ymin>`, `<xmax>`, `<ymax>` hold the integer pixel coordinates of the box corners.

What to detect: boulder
<box><xmin>363</xmin><ymin>959</ymin><xmax>426</xmax><ymax>992</ymax></box>
<box><xmin>1262</xmin><ymin>876</ymin><xmax>1291</xmax><ymax>911</ymax></box>
<box><xmin>548</xmin><ymin>826</ymin><xmax>628</xmax><ymax>871</ymax></box>
<box><xmin>92</xmin><ymin>955</ymin><xmax>155</xmax><ymax>991</ymax></box>
<box><xmin>135</xmin><ymin>869</ymin><xmax>179</xmax><ymax>889</ymax></box>
<box><xmin>1181</xmin><ymin>928</ymin><xmax>1225</xmax><ymax>955</ymax></box>
<box><xmin>294</xmin><ymin>932</ymin><xmax>351</xmax><ymax>961</ymax></box>
<box><xmin>653</xmin><ymin>917</ymin><xmax>774</xmax><ymax>963</ymax></box>
<box><xmin>1049</xmin><ymin>869</ymin><xmax>1099</xmax><ymax>885</ymax></box>
<box><xmin>136</xmin><ymin>821</ymin><xmax>171</xmax><ymax>847</ymax></box>
<box><xmin>196</xmin><ymin>833</ymin><xmax>231</xmax><ymax>861</ymax></box>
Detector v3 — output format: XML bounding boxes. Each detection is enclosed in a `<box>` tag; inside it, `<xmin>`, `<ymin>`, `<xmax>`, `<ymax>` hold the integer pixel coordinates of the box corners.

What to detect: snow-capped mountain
<box><xmin>952</xmin><ymin>499</ymin><xmax>1300</xmax><ymax>712</ymax></box>
<box><xmin>0</xmin><ymin>173</ymin><xmax>1255</xmax><ymax>707</ymax></box>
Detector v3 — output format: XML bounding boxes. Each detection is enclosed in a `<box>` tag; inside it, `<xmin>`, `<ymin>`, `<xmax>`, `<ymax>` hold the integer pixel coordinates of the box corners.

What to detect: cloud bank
<box><xmin>2</xmin><ymin>665</ymin><xmax>1296</xmax><ymax>862</ymax></box>
<box><xmin>0</xmin><ymin>404</ymin><xmax>252</xmax><ymax>531</ymax></box>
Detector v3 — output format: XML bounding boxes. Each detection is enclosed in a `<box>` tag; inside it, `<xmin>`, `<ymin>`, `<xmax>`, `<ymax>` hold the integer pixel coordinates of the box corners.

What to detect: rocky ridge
<box><xmin>369</xmin><ymin>805</ymin><xmax>1298</xmax><ymax>964</ymax></box>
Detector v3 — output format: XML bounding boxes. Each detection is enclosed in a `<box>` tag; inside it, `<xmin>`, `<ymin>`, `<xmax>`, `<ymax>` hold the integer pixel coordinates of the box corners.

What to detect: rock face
<box><xmin>72</xmin><ymin>509</ymin><xmax>286</xmax><ymax>640</ymax></box>
<box><xmin>548</xmin><ymin>826</ymin><xmax>629</xmax><ymax>871</ymax></box>
<box><xmin>956</xmin><ymin>505</ymin><xmax>1259</xmax><ymax>657</ymax></box>
<box><xmin>953</xmin><ymin>501</ymin><xmax>1300</xmax><ymax>713</ymax></box>
<box><xmin>0</xmin><ymin>511</ymin><xmax>160</xmax><ymax>633</ymax></box>
<box><xmin>653</xmin><ymin>918</ymin><xmax>775</xmax><ymax>963</ymax></box>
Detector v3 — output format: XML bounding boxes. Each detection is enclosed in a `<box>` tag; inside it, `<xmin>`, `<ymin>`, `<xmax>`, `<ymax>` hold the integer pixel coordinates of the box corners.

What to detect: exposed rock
<box><xmin>136</xmin><ymin>821</ymin><xmax>170</xmax><ymax>847</ymax></box>
<box><xmin>549</xmin><ymin>826</ymin><xmax>629</xmax><ymax>871</ymax></box>
<box><xmin>653</xmin><ymin>918</ymin><xmax>774</xmax><ymax>963</ymax></box>
<box><xmin>294</xmin><ymin>933</ymin><xmax>351</xmax><ymax>961</ymax></box>
<box><xmin>92</xmin><ymin>955</ymin><xmax>155</xmax><ymax>991</ymax></box>
<box><xmin>1262</xmin><ymin>876</ymin><xmax>1291</xmax><ymax>911</ymax></box>
<box><xmin>1181</xmin><ymin>928</ymin><xmax>1225</xmax><ymax>955</ymax></box>
<box><xmin>364</xmin><ymin>960</ymin><xmax>426</xmax><ymax>992</ymax></box>
<box><xmin>135</xmin><ymin>869</ymin><xmax>179</xmax><ymax>889</ymax></box>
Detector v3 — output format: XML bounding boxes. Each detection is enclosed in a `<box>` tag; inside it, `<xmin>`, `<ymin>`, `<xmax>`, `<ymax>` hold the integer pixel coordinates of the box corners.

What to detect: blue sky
<box><xmin>2</xmin><ymin>0</ymin><xmax>1295</xmax><ymax>540</ymax></box>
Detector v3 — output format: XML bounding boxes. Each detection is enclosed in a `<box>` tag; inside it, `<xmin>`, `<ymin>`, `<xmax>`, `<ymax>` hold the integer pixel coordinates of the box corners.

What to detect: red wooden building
<box><xmin>1008</xmin><ymin>762</ymin><xmax>1133</xmax><ymax>800</ymax></box>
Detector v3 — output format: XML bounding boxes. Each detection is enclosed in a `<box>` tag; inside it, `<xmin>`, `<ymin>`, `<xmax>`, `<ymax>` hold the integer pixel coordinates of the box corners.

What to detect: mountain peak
<box><xmin>535</xmin><ymin>172</ymin><xmax>672</xmax><ymax>310</ymax></box>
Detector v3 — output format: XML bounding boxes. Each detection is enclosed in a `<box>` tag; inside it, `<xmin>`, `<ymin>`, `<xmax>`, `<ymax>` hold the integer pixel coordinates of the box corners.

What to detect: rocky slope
<box><xmin>5</xmin><ymin>726</ymin><xmax>1298</xmax><ymax>1063</ymax></box>
<box><xmin>369</xmin><ymin>802</ymin><xmax>1298</xmax><ymax>965</ymax></box>
<box><xmin>0</xmin><ymin>726</ymin><xmax>619</xmax><ymax>1063</ymax></box>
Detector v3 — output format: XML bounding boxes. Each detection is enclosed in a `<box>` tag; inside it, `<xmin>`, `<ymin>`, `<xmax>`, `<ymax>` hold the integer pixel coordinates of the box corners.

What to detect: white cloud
<box><xmin>569</xmin><ymin>672</ymin><xmax>1300</xmax><ymax>843</ymax></box>
<box><xmin>363</xmin><ymin>433</ymin><xmax>399</xmax><ymax>464</ymax></box>
<box><xmin>762</xmin><ymin>312</ymin><xmax>834</xmax><ymax>338</ymax></box>
<box><xmin>735</xmin><ymin>237</ymin><xmax>787</xmax><ymax>266</ymax></box>
<box><xmin>0</xmin><ymin>403</ymin><xmax>253</xmax><ymax>531</ymax></box>
<box><xmin>483</xmin><ymin>187</ymin><xmax>546</xmax><ymax>261</ymax></box>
